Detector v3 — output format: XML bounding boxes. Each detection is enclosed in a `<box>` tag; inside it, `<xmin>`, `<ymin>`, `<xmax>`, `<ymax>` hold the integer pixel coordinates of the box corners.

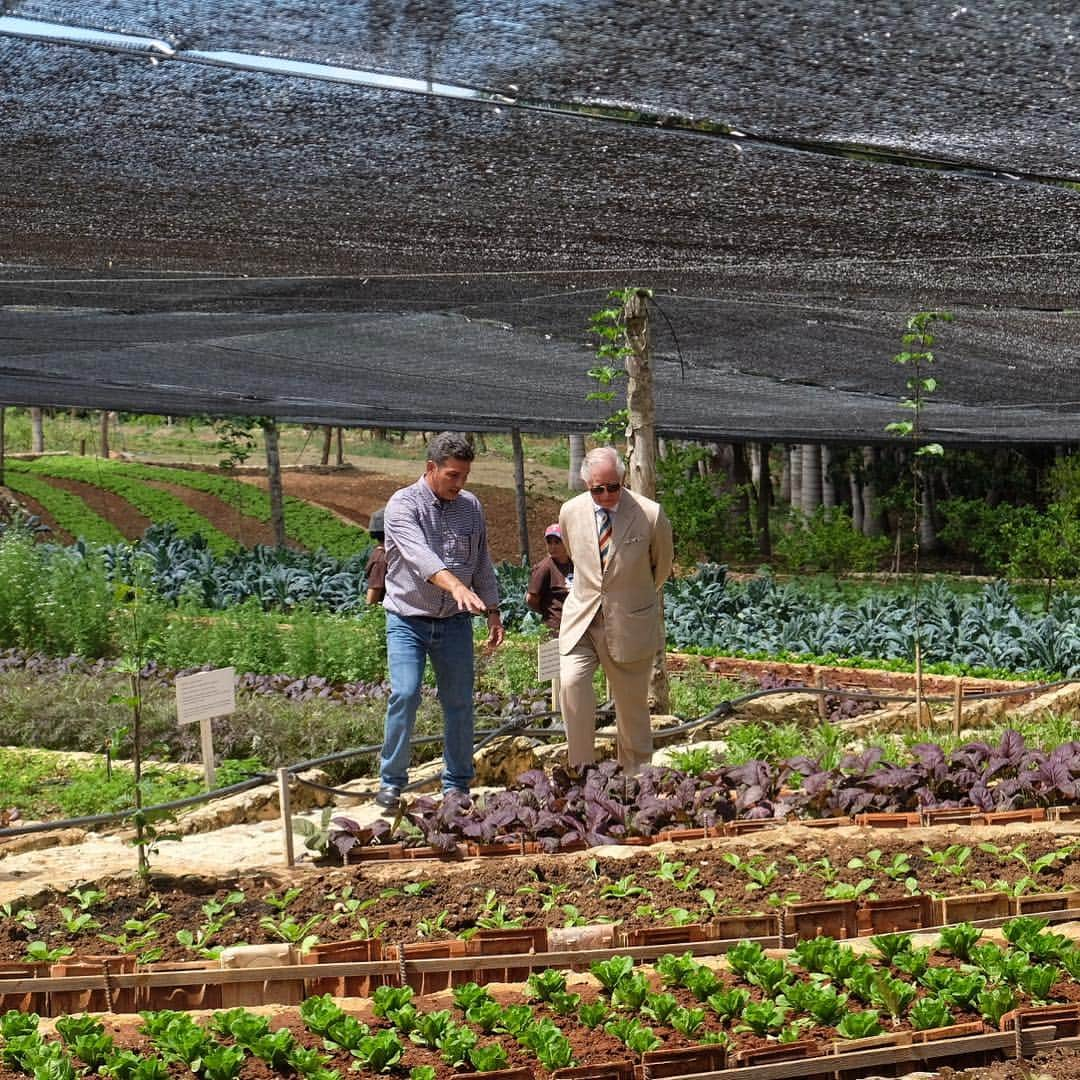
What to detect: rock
<box><xmin>0</xmin><ymin>827</ymin><xmax>86</xmax><ymax>858</ymax></box>
<box><xmin>174</xmin><ymin>768</ymin><xmax>332</xmax><ymax>834</ymax></box>
<box><xmin>473</xmin><ymin>736</ymin><xmax>540</xmax><ymax>787</ymax></box>
<box><xmin>729</xmin><ymin>691</ymin><xmax>821</xmax><ymax>724</ymax></box>
<box><xmin>1010</xmin><ymin>681</ymin><xmax>1080</xmax><ymax>719</ymax></box>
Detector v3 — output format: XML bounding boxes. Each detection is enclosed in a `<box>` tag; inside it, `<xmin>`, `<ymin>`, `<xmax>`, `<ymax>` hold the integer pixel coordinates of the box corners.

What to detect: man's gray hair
<box><xmin>427</xmin><ymin>431</ymin><xmax>475</xmax><ymax>465</ymax></box>
<box><xmin>581</xmin><ymin>446</ymin><xmax>626</xmax><ymax>485</ymax></box>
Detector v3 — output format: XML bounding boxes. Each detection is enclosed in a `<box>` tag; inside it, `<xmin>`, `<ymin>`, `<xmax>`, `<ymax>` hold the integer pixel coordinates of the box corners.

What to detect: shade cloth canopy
<box><xmin>2</xmin><ymin>2</ymin><xmax>1079</xmax><ymax>445</ymax></box>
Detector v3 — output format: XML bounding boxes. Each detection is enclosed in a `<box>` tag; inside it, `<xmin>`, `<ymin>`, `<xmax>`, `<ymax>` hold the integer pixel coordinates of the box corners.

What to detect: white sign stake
<box><xmin>175</xmin><ymin>667</ymin><xmax>236</xmax><ymax>790</ymax></box>
<box><xmin>537</xmin><ymin>638</ymin><xmax>561</xmax><ymax>714</ymax></box>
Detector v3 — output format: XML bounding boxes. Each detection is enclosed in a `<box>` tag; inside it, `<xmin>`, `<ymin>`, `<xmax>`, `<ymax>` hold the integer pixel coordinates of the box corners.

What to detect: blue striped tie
<box><xmin>598</xmin><ymin>509</ymin><xmax>612</xmax><ymax>569</ymax></box>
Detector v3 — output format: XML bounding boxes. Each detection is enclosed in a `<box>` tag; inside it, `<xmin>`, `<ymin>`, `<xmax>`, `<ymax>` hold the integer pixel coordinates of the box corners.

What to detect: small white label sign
<box><xmin>175</xmin><ymin>667</ymin><xmax>236</xmax><ymax>725</ymax></box>
<box><xmin>537</xmin><ymin>638</ymin><xmax>561</xmax><ymax>683</ymax></box>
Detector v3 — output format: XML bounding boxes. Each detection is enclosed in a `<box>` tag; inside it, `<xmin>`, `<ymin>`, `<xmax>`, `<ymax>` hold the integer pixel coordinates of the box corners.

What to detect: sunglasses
<box><xmin>589</xmin><ymin>483</ymin><xmax>622</xmax><ymax>495</ymax></box>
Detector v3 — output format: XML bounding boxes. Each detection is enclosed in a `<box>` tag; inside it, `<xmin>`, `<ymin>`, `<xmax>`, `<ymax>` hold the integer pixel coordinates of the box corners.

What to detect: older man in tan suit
<box><xmin>557</xmin><ymin>446</ymin><xmax>674</xmax><ymax>774</ymax></box>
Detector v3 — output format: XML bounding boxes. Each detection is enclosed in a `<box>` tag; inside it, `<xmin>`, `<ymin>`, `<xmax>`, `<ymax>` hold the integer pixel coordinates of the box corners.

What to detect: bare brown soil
<box><xmin>25</xmin><ymin>464</ymin><xmax>563</xmax><ymax>563</ymax></box>
<box><xmin>44</xmin><ymin>475</ymin><xmax>151</xmax><ymax>538</ymax></box>
<box><xmin>242</xmin><ymin>468</ymin><xmax>566</xmax><ymax>563</ymax></box>
<box><xmin>5</xmin><ymin>832</ymin><xmax>1080</xmax><ymax>966</ymax></box>
<box><xmin>142</xmin><ymin>479</ymin><xmax>297</xmax><ymax>550</ymax></box>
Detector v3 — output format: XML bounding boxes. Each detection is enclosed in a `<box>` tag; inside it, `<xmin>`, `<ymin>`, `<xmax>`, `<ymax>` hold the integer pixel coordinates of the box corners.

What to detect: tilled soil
<box><xmin>5</xmin><ymin>831</ymin><xmax>1080</xmax><ymax>965</ymax></box>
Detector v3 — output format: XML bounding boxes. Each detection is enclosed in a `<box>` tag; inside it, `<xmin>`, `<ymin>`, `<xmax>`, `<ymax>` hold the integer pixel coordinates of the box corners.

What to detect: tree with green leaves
<box><xmin>885</xmin><ymin>310</ymin><xmax>952</xmax><ymax>726</ymax></box>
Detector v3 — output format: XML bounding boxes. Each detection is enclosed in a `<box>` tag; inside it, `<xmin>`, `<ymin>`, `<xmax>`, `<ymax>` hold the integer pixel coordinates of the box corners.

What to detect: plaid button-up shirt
<box><xmin>382</xmin><ymin>476</ymin><xmax>500</xmax><ymax>618</ymax></box>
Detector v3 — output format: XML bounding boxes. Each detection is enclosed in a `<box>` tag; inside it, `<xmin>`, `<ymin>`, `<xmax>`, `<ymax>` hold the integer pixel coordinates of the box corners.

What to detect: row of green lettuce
<box><xmin>0</xmin><ymin>518</ymin><xmax>1077</xmax><ymax>680</ymax></box>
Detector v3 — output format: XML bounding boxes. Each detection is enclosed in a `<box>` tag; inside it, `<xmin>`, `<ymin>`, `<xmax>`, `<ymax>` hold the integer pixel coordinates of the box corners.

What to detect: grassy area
<box><xmin>3</xmin><ymin>413</ymin><xmax>568</xmax><ymax>473</ymax></box>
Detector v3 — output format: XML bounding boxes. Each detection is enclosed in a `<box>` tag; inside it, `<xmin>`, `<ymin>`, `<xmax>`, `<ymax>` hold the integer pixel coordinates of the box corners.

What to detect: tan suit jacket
<box><xmin>557</xmin><ymin>488</ymin><xmax>674</xmax><ymax>664</ymax></box>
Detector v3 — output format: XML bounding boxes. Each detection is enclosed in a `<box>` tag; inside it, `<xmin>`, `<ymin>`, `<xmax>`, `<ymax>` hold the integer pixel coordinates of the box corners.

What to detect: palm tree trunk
<box><xmin>568</xmin><ymin>434</ymin><xmax>586</xmax><ymax>491</ymax></box>
<box><xmin>30</xmin><ymin>408</ymin><xmax>44</xmax><ymax>453</ymax></box>
<box><xmin>801</xmin><ymin>443</ymin><xmax>822</xmax><ymax>515</ymax></box>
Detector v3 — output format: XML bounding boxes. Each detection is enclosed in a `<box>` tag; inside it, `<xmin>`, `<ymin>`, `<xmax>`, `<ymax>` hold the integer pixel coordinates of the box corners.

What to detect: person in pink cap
<box><xmin>525</xmin><ymin>523</ymin><xmax>574</xmax><ymax>633</ymax></box>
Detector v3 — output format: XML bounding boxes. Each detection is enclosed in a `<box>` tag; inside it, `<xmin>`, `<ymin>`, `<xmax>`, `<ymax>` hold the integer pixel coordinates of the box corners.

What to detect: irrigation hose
<box><xmin>0</xmin><ymin>674</ymin><xmax>1071</xmax><ymax>838</ymax></box>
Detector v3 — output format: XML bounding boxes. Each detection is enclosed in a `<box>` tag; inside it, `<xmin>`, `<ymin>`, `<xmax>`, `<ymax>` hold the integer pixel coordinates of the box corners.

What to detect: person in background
<box><xmin>365</xmin><ymin>507</ymin><xmax>387</xmax><ymax>606</ymax></box>
<box><xmin>525</xmin><ymin>522</ymin><xmax>573</xmax><ymax>633</ymax></box>
<box><xmin>376</xmin><ymin>432</ymin><xmax>504</xmax><ymax>811</ymax></box>
<box><xmin>557</xmin><ymin>446</ymin><xmax>673</xmax><ymax>776</ymax></box>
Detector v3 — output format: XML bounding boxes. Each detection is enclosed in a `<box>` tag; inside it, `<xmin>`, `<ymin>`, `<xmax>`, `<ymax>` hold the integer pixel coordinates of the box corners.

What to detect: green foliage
<box><xmin>466</xmin><ymin>1044</ymin><xmax>508</xmax><ymax>1072</ymax></box>
<box><xmin>909</xmin><ymin>995</ymin><xmax>952</xmax><ymax>1031</ymax></box>
<box><xmin>735</xmin><ymin>1000</ymin><xmax>788</xmax><ymax>1037</ymax></box>
<box><xmin>351</xmin><ymin>1030</ymin><xmax>404</xmax><ymax>1073</ymax></box>
<box><xmin>527</xmin><ymin>969</ymin><xmax>567</xmax><ymax>1002</ymax></box>
<box><xmin>936</xmin><ymin>923</ymin><xmax>983</xmax><ymax>962</ymax></box>
<box><xmin>589</xmin><ymin>955</ymin><xmax>635</xmax><ymax>994</ymax></box>
<box><xmin>775</xmin><ymin>507</ymin><xmax>890</xmax><ymax>573</ymax></box>
<box><xmin>0</xmin><ymin>529</ymin><xmax>114</xmax><ymax>657</ymax></box>
<box><xmin>656</xmin><ymin>444</ymin><xmax>752</xmax><ymax>563</ymax></box>
<box><xmin>669</xmin><ymin>1006</ymin><xmax>707</xmax><ymax>1039</ymax></box>
<box><xmin>706</xmin><ymin>988</ymin><xmax>750</xmax><ymax>1021</ymax></box>
<box><xmin>584</xmin><ymin>287</ymin><xmax>650</xmax><ymax>443</ymax></box>
<box><xmin>979</xmin><ymin>985</ymin><xmax>1017</xmax><ymax>1027</ymax></box>
<box><xmin>372</xmin><ymin>986</ymin><xmax>414</xmax><ymax>1018</ymax></box>
<box><xmin>3</xmin><ymin>470</ymin><xmax>125</xmax><ymax>545</ymax></box>
<box><xmin>12</xmin><ymin>460</ymin><xmax>239</xmax><ymax>557</ymax></box>
<box><xmin>835</xmin><ymin>1010</ymin><xmax>884</xmax><ymax>1040</ymax></box>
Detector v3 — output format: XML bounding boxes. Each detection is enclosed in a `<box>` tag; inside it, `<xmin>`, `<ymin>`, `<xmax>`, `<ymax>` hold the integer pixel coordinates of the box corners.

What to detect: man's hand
<box><xmin>448</xmin><ymin>579</ymin><xmax>488</xmax><ymax>615</ymax></box>
<box><xmin>485</xmin><ymin>610</ymin><xmax>505</xmax><ymax>650</ymax></box>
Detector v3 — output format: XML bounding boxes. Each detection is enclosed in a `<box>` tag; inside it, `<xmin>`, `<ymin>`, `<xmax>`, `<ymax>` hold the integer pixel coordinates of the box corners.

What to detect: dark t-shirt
<box><xmin>528</xmin><ymin>555</ymin><xmax>572</xmax><ymax>632</ymax></box>
<box><xmin>366</xmin><ymin>543</ymin><xmax>388</xmax><ymax>593</ymax></box>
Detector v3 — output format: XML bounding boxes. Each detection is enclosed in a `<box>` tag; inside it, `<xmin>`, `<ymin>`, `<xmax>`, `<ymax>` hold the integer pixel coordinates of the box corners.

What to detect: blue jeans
<box><xmin>380</xmin><ymin>611</ymin><xmax>476</xmax><ymax>793</ymax></box>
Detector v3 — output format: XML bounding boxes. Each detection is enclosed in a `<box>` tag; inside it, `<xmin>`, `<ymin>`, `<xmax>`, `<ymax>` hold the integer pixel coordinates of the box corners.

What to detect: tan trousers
<box><xmin>559</xmin><ymin>615</ymin><xmax>654</xmax><ymax>775</ymax></box>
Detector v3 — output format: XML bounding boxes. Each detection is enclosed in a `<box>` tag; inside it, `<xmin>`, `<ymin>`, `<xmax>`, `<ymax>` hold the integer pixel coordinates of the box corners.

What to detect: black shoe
<box><xmin>374</xmin><ymin>786</ymin><xmax>402</xmax><ymax>812</ymax></box>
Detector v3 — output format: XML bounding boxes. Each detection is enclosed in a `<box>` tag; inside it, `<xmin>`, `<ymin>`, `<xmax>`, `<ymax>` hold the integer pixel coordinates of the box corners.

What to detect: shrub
<box><xmin>774</xmin><ymin>508</ymin><xmax>890</xmax><ymax>573</ymax></box>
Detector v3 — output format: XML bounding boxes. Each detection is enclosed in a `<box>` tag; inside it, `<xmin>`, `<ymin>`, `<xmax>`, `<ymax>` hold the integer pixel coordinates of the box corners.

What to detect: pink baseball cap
<box><xmin>544</xmin><ymin>523</ymin><xmax>562</xmax><ymax>539</ymax></box>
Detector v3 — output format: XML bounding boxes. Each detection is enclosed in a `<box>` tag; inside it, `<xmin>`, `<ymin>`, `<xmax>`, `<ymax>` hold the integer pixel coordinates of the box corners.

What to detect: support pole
<box><xmin>815</xmin><ymin>672</ymin><xmax>828</xmax><ymax>723</ymax></box>
<box><xmin>278</xmin><ymin>768</ymin><xmax>295</xmax><ymax>868</ymax></box>
<box><xmin>623</xmin><ymin>288</ymin><xmax>669</xmax><ymax>713</ymax></box>
<box><xmin>953</xmin><ymin>678</ymin><xmax>963</xmax><ymax>738</ymax></box>
<box><xmin>264</xmin><ymin>421</ymin><xmax>286</xmax><ymax>548</ymax></box>
<box><xmin>511</xmin><ymin>427</ymin><xmax>530</xmax><ymax>566</ymax></box>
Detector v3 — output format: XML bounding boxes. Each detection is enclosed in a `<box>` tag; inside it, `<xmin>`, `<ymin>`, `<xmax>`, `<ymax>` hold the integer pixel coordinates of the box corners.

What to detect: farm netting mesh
<box><xmin>2</xmin><ymin>1</ymin><xmax>1079</xmax><ymax>443</ymax></box>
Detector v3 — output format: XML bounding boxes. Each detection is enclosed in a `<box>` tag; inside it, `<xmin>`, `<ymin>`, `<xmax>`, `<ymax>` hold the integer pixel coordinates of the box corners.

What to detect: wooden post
<box><xmin>511</xmin><ymin>428</ymin><xmax>530</xmax><ymax>566</ymax></box>
<box><xmin>622</xmin><ymin>288</ymin><xmax>669</xmax><ymax>714</ymax></box>
<box><xmin>320</xmin><ymin>426</ymin><xmax>332</xmax><ymax>466</ymax></box>
<box><xmin>99</xmin><ymin>410</ymin><xmax>110</xmax><ymax>458</ymax></box>
<box><xmin>756</xmin><ymin>441</ymin><xmax>771</xmax><ymax>556</ymax></box>
<box><xmin>199</xmin><ymin>718</ymin><xmax>216</xmax><ymax>790</ymax></box>
<box><xmin>815</xmin><ymin>671</ymin><xmax>828</xmax><ymax>722</ymax></box>
<box><xmin>953</xmin><ymin>677</ymin><xmax>963</xmax><ymax>737</ymax></box>
<box><xmin>336</xmin><ymin>427</ymin><xmax>344</xmax><ymax>465</ymax></box>
<box><xmin>278</xmin><ymin>768</ymin><xmax>295</xmax><ymax>868</ymax></box>
<box><xmin>264</xmin><ymin>421</ymin><xmax>286</xmax><ymax>548</ymax></box>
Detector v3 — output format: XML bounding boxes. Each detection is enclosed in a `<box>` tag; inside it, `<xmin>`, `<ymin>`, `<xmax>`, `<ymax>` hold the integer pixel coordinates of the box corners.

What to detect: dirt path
<box><xmin>243</xmin><ymin>468</ymin><xmax>567</xmax><ymax>564</ymax></box>
<box><xmin>42</xmin><ymin>476</ymin><xmax>151</xmax><ymax>538</ymax></box>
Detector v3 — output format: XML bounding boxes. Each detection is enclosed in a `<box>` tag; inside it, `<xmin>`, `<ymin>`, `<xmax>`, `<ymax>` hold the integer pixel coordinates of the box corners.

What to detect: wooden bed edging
<box><xmin>3</xmin><ymin>893</ymin><xmax>1080</xmax><ymax>1005</ymax></box>
<box><xmin>657</xmin><ymin>1030</ymin><xmax>1020</xmax><ymax>1079</ymax></box>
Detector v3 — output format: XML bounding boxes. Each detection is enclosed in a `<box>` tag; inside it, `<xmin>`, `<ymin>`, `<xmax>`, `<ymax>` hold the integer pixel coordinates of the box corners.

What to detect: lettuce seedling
<box><xmin>909</xmin><ymin>995</ymin><xmax>952</xmax><ymax>1031</ymax></box>
<box><xmin>836</xmin><ymin>1010</ymin><xmax>884</xmax><ymax>1039</ymax></box>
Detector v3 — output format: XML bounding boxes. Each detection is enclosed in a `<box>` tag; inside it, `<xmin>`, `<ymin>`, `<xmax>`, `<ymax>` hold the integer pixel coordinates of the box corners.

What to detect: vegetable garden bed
<box><xmin>6</xmin><ymin>918</ymin><xmax>1080</xmax><ymax>1079</ymax></box>
<box><xmin>6</xmin><ymin>828</ymin><xmax>1080</xmax><ymax>968</ymax></box>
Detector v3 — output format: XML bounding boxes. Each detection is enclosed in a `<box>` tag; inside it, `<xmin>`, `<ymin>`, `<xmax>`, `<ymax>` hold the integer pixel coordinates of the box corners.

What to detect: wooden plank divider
<box><xmin>0</xmin><ymin>937</ymin><xmax>779</xmax><ymax>999</ymax></box>
<box><xmin>4</xmin><ymin>898</ymin><xmax>1080</xmax><ymax>1001</ymax></box>
<box><xmin>658</xmin><ymin>1031</ymin><xmax>1017</xmax><ymax>1079</ymax></box>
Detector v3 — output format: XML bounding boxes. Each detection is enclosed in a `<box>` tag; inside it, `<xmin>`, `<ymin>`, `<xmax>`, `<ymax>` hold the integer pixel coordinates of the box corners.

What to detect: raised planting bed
<box><xmin>7</xmin><ymin>919</ymin><xmax>1080</xmax><ymax>1079</ymax></box>
<box><xmin>5</xmin><ymin>829</ymin><xmax>1080</xmax><ymax>971</ymax></box>
<box><xmin>327</xmin><ymin>744</ymin><xmax>1080</xmax><ymax>860</ymax></box>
